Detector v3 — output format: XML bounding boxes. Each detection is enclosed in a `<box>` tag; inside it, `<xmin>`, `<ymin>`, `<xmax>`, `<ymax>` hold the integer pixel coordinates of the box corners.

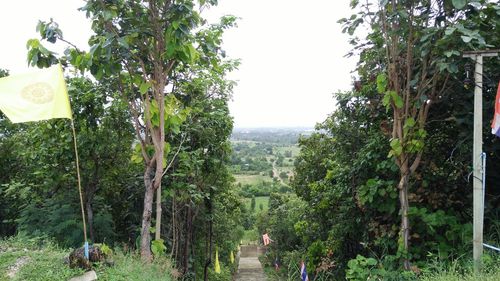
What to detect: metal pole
<box><xmin>472</xmin><ymin>54</ymin><xmax>483</xmax><ymax>272</ymax></box>
<box><xmin>463</xmin><ymin>50</ymin><xmax>498</xmax><ymax>273</ymax></box>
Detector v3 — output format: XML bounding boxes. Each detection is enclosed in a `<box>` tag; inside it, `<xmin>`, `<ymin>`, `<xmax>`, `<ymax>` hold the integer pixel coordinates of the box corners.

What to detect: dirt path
<box><xmin>272</xmin><ymin>161</ymin><xmax>284</xmax><ymax>185</ymax></box>
<box><xmin>235</xmin><ymin>245</ymin><xmax>266</xmax><ymax>281</ymax></box>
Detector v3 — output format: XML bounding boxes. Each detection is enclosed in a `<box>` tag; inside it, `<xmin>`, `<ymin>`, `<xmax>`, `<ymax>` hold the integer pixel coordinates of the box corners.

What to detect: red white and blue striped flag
<box><xmin>300</xmin><ymin>261</ymin><xmax>309</xmax><ymax>281</ymax></box>
<box><xmin>492</xmin><ymin>82</ymin><xmax>500</xmax><ymax>137</ymax></box>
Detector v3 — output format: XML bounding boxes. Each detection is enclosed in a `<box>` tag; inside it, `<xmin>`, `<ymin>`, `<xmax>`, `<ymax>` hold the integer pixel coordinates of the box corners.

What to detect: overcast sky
<box><xmin>0</xmin><ymin>0</ymin><xmax>357</xmax><ymax>128</ymax></box>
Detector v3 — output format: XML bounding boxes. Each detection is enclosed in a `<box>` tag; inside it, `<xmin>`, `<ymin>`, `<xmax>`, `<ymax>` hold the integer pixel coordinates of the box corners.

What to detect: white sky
<box><xmin>0</xmin><ymin>0</ymin><xmax>357</xmax><ymax>128</ymax></box>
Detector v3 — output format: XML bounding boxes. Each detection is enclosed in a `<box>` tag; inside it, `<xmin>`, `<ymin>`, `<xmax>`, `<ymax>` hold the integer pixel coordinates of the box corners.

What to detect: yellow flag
<box><xmin>0</xmin><ymin>64</ymin><xmax>72</xmax><ymax>123</ymax></box>
<box><xmin>214</xmin><ymin>248</ymin><xmax>221</xmax><ymax>274</ymax></box>
<box><xmin>230</xmin><ymin>250</ymin><xmax>234</xmax><ymax>264</ymax></box>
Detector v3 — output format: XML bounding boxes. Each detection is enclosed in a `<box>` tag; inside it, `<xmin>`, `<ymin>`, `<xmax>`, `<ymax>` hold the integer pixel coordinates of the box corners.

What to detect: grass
<box><xmin>419</xmin><ymin>256</ymin><xmax>500</xmax><ymax>281</ymax></box>
<box><xmin>234</xmin><ymin>174</ymin><xmax>272</xmax><ymax>185</ymax></box>
<box><xmin>242</xmin><ymin>229</ymin><xmax>259</xmax><ymax>244</ymax></box>
<box><xmin>230</xmin><ymin>140</ymin><xmax>258</xmax><ymax>147</ymax></box>
<box><xmin>0</xmin><ymin>236</ymin><xmax>174</xmax><ymax>281</ymax></box>
<box><xmin>273</xmin><ymin>144</ymin><xmax>300</xmax><ymax>158</ymax></box>
<box><xmin>244</xmin><ymin>196</ymin><xmax>270</xmax><ymax>213</ymax></box>
<box><xmin>421</xmin><ymin>270</ymin><xmax>500</xmax><ymax>281</ymax></box>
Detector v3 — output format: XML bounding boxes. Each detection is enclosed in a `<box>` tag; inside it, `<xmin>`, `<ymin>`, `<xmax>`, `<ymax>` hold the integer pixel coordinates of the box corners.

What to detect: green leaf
<box><xmin>389</xmin><ymin>138</ymin><xmax>402</xmax><ymax>157</ymax></box>
<box><xmin>376</xmin><ymin>73</ymin><xmax>387</xmax><ymax>93</ymax></box>
<box><xmin>366</xmin><ymin>178</ymin><xmax>378</xmax><ymax>187</ymax></box>
<box><xmin>452</xmin><ymin>0</ymin><xmax>467</xmax><ymax>9</ymax></box>
<box><xmin>151</xmin><ymin>239</ymin><xmax>167</xmax><ymax>257</ymax></box>
<box><xmin>389</xmin><ymin>91</ymin><xmax>403</xmax><ymax>109</ymax></box>
<box><xmin>140</xmin><ymin>81</ymin><xmax>152</xmax><ymax>95</ymax></box>
<box><xmin>461</xmin><ymin>36</ymin><xmax>472</xmax><ymax>43</ymax></box>
<box><xmin>404</xmin><ymin>117</ymin><xmax>415</xmax><ymax>128</ymax></box>
<box><xmin>382</xmin><ymin>92</ymin><xmax>391</xmax><ymax>109</ymax></box>
<box><xmin>444</xmin><ymin>27</ymin><xmax>456</xmax><ymax>36</ymax></box>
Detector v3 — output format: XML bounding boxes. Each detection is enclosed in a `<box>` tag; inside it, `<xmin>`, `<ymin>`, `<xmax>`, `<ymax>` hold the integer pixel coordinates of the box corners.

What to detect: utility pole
<box><xmin>463</xmin><ymin>50</ymin><xmax>498</xmax><ymax>273</ymax></box>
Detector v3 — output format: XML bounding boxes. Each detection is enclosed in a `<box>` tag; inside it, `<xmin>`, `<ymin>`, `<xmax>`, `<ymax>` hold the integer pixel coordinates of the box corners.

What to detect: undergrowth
<box><xmin>0</xmin><ymin>235</ymin><xmax>174</xmax><ymax>281</ymax></box>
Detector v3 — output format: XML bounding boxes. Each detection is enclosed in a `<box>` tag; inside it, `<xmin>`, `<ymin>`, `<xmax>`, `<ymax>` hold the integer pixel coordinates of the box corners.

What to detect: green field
<box><xmin>243</xmin><ymin>196</ymin><xmax>270</xmax><ymax>213</ymax></box>
<box><xmin>230</xmin><ymin>140</ymin><xmax>259</xmax><ymax>147</ymax></box>
<box><xmin>273</xmin><ymin>144</ymin><xmax>300</xmax><ymax>157</ymax></box>
<box><xmin>234</xmin><ymin>174</ymin><xmax>272</xmax><ymax>185</ymax></box>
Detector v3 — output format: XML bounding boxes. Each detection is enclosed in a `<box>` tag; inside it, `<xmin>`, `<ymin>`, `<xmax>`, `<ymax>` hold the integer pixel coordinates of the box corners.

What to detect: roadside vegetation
<box><xmin>0</xmin><ymin>236</ymin><xmax>175</xmax><ymax>281</ymax></box>
<box><xmin>256</xmin><ymin>1</ymin><xmax>500</xmax><ymax>280</ymax></box>
<box><xmin>1</xmin><ymin>0</ymin><xmax>499</xmax><ymax>280</ymax></box>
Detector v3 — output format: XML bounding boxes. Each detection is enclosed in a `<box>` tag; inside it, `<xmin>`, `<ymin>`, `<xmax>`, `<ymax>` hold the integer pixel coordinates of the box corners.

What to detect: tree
<box><xmin>340</xmin><ymin>0</ymin><xmax>494</xmax><ymax>269</ymax></box>
<box><xmin>28</xmin><ymin>0</ymin><xmax>217</xmax><ymax>261</ymax></box>
<box><xmin>68</xmin><ymin>77</ymin><xmax>135</xmax><ymax>243</ymax></box>
<box><xmin>1</xmin><ymin>76</ymin><xmax>134</xmax><ymax>247</ymax></box>
<box><xmin>251</xmin><ymin>196</ymin><xmax>256</xmax><ymax>212</ymax></box>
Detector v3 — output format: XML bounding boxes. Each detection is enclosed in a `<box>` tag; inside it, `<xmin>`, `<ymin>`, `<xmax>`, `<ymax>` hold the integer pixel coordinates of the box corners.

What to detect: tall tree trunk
<box><xmin>398</xmin><ymin>170</ymin><xmax>411</xmax><ymax>270</ymax></box>
<box><xmin>171</xmin><ymin>190</ymin><xmax>176</xmax><ymax>257</ymax></box>
<box><xmin>140</xmin><ymin>165</ymin><xmax>155</xmax><ymax>262</ymax></box>
<box><xmin>204</xmin><ymin>199</ymin><xmax>213</xmax><ymax>281</ymax></box>
<box><xmin>155</xmin><ymin>183</ymin><xmax>162</xmax><ymax>241</ymax></box>
<box><xmin>183</xmin><ymin>206</ymin><xmax>192</xmax><ymax>274</ymax></box>
<box><xmin>86</xmin><ymin>157</ymin><xmax>99</xmax><ymax>243</ymax></box>
<box><xmin>86</xmin><ymin>199</ymin><xmax>95</xmax><ymax>243</ymax></box>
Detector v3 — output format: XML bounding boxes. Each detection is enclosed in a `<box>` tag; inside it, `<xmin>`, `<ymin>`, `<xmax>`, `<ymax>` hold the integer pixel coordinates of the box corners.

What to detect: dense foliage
<box><xmin>1</xmin><ymin>1</ymin><xmax>243</xmax><ymax>280</ymax></box>
<box><xmin>258</xmin><ymin>0</ymin><xmax>500</xmax><ymax>280</ymax></box>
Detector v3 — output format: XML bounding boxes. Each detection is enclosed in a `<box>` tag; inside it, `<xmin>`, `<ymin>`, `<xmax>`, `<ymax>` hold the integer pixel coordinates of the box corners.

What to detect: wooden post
<box><xmin>463</xmin><ymin>50</ymin><xmax>498</xmax><ymax>273</ymax></box>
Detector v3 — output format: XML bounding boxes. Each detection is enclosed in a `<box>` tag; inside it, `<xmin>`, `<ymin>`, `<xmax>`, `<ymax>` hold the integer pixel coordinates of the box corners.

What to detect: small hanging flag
<box><xmin>263</xmin><ymin>233</ymin><xmax>272</xmax><ymax>246</ymax></box>
<box><xmin>214</xmin><ymin>248</ymin><xmax>221</xmax><ymax>274</ymax></box>
<box><xmin>300</xmin><ymin>261</ymin><xmax>309</xmax><ymax>281</ymax></box>
<box><xmin>491</xmin><ymin>81</ymin><xmax>500</xmax><ymax>137</ymax></box>
<box><xmin>230</xmin><ymin>250</ymin><xmax>235</xmax><ymax>264</ymax></box>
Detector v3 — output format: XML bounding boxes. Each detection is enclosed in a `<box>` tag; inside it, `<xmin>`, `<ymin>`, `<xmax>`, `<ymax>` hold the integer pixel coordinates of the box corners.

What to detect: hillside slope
<box><xmin>0</xmin><ymin>236</ymin><xmax>174</xmax><ymax>281</ymax></box>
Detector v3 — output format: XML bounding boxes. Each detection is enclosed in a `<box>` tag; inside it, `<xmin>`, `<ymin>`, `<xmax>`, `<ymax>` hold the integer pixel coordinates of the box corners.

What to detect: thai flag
<box><xmin>492</xmin><ymin>82</ymin><xmax>500</xmax><ymax>137</ymax></box>
<box><xmin>300</xmin><ymin>261</ymin><xmax>309</xmax><ymax>281</ymax></box>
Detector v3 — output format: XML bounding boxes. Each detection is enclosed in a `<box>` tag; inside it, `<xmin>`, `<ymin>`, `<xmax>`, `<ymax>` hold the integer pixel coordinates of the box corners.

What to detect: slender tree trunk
<box><xmin>398</xmin><ymin>170</ymin><xmax>411</xmax><ymax>270</ymax></box>
<box><xmin>203</xmin><ymin>199</ymin><xmax>213</xmax><ymax>281</ymax></box>
<box><xmin>155</xmin><ymin>184</ymin><xmax>162</xmax><ymax>241</ymax></box>
<box><xmin>171</xmin><ymin>190</ymin><xmax>176</xmax><ymax>257</ymax></box>
<box><xmin>141</xmin><ymin>165</ymin><xmax>155</xmax><ymax>262</ymax></box>
<box><xmin>86</xmin><ymin>199</ymin><xmax>94</xmax><ymax>243</ymax></box>
<box><xmin>183</xmin><ymin>206</ymin><xmax>192</xmax><ymax>274</ymax></box>
<box><xmin>85</xmin><ymin>155</ymin><xmax>99</xmax><ymax>243</ymax></box>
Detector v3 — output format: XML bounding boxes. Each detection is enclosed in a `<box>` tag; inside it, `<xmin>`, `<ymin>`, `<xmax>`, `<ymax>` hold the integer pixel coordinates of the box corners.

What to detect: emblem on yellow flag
<box><xmin>0</xmin><ymin>64</ymin><xmax>72</xmax><ymax>123</ymax></box>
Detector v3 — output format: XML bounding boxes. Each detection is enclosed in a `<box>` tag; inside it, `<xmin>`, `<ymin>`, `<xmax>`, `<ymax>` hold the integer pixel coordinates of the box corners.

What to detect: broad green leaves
<box><xmin>346</xmin><ymin>255</ymin><xmax>381</xmax><ymax>280</ymax></box>
<box><xmin>358</xmin><ymin>178</ymin><xmax>397</xmax><ymax>213</ymax></box>
<box><xmin>376</xmin><ymin>73</ymin><xmax>387</xmax><ymax>93</ymax></box>
<box><xmin>377</xmin><ymin>74</ymin><xmax>403</xmax><ymax>110</ymax></box>
<box><xmin>26</xmin><ymin>39</ymin><xmax>58</xmax><ymax>68</ymax></box>
<box><xmin>146</xmin><ymin>95</ymin><xmax>191</xmax><ymax>131</ymax></box>
<box><xmin>139</xmin><ymin>82</ymin><xmax>152</xmax><ymax>95</ymax></box>
<box><xmin>388</xmin><ymin>139</ymin><xmax>402</xmax><ymax>158</ymax></box>
<box><xmin>387</xmin><ymin>118</ymin><xmax>427</xmax><ymax>159</ymax></box>
<box><xmin>151</xmin><ymin>239</ymin><xmax>167</xmax><ymax>257</ymax></box>
<box><xmin>444</xmin><ymin>22</ymin><xmax>488</xmax><ymax>47</ymax></box>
